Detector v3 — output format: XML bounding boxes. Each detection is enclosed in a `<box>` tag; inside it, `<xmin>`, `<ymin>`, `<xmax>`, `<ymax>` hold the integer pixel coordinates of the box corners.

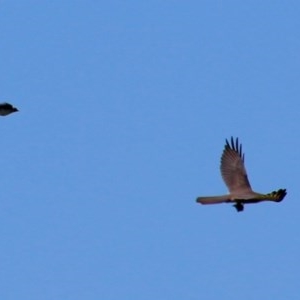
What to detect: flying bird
<box><xmin>0</xmin><ymin>103</ymin><xmax>18</xmax><ymax>116</ymax></box>
<box><xmin>196</xmin><ymin>137</ymin><xmax>286</xmax><ymax>212</ymax></box>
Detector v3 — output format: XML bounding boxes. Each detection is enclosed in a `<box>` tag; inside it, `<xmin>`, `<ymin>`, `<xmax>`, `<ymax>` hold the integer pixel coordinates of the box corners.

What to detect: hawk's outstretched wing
<box><xmin>220</xmin><ymin>137</ymin><xmax>252</xmax><ymax>194</ymax></box>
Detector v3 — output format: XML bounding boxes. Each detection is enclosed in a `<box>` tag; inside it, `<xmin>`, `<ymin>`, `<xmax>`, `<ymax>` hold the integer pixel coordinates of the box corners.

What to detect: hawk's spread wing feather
<box><xmin>220</xmin><ymin>137</ymin><xmax>252</xmax><ymax>194</ymax></box>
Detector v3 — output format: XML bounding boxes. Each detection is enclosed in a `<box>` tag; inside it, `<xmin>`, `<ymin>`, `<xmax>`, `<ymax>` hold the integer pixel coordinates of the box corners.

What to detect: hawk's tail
<box><xmin>196</xmin><ymin>195</ymin><xmax>230</xmax><ymax>205</ymax></box>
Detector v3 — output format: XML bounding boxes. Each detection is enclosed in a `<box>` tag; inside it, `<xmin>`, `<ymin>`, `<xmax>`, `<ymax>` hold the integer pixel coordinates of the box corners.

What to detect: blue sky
<box><xmin>0</xmin><ymin>1</ymin><xmax>299</xmax><ymax>299</ymax></box>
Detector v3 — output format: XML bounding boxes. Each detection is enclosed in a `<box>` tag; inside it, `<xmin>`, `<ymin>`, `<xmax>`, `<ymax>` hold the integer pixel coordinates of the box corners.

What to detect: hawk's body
<box><xmin>196</xmin><ymin>137</ymin><xmax>286</xmax><ymax>212</ymax></box>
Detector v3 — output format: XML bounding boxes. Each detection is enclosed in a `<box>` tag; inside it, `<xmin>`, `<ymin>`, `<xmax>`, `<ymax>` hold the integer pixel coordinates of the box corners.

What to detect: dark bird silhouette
<box><xmin>0</xmin><ymin>103</ymin><xmax>18</xmax><ymax>116</ymax></box>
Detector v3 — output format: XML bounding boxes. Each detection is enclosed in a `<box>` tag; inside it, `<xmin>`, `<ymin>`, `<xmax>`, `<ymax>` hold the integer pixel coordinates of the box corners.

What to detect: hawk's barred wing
<box><xmin>220</xmin><ymin>137</ymin><xmax>252</xmax><ymax>194</ymax></box>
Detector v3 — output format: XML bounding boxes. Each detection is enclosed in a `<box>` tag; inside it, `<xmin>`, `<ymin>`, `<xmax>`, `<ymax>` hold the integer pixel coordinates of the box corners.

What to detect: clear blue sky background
<box><xmin>0</xmin><ymin>1</ymin><xmax>299</xmax><ymax>299</ymax></box>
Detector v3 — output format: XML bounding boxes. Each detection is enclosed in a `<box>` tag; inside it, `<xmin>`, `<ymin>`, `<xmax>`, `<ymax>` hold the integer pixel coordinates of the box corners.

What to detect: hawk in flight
<box><xmin>196</xmin><ymin>137</ymin><xmax>286</xmax><ymax>212</ymax></box>
<box><xmin>0</xmin><ymin>103</ymin><xmax>18</xmax><ymax>116</ymax></box>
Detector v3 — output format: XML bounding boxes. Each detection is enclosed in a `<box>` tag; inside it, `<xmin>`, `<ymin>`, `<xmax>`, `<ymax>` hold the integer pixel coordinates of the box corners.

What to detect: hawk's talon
<box><xmin>233</xmin><ymin>202</ymin><xmax>244</xmax><ymax>212</ymax></box>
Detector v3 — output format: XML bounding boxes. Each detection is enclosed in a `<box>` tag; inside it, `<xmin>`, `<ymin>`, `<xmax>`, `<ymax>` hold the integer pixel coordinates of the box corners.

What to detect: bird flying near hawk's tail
<box><xmin>0</xmin><ymin>103</ymin><xmax>18</xmax><ymax>116</ymax></box>
<box><xmin>196</xmin><ymin>137</ymin><xmax>286</xmax><ymax>212</ymax></box>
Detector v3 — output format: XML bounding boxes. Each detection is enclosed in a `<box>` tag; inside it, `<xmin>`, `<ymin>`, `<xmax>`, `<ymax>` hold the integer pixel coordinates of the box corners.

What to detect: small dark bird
<box><xmin>0</xmin><ymin>103</ymin><xmax>18</xmax><ymax>116</ymax></box>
